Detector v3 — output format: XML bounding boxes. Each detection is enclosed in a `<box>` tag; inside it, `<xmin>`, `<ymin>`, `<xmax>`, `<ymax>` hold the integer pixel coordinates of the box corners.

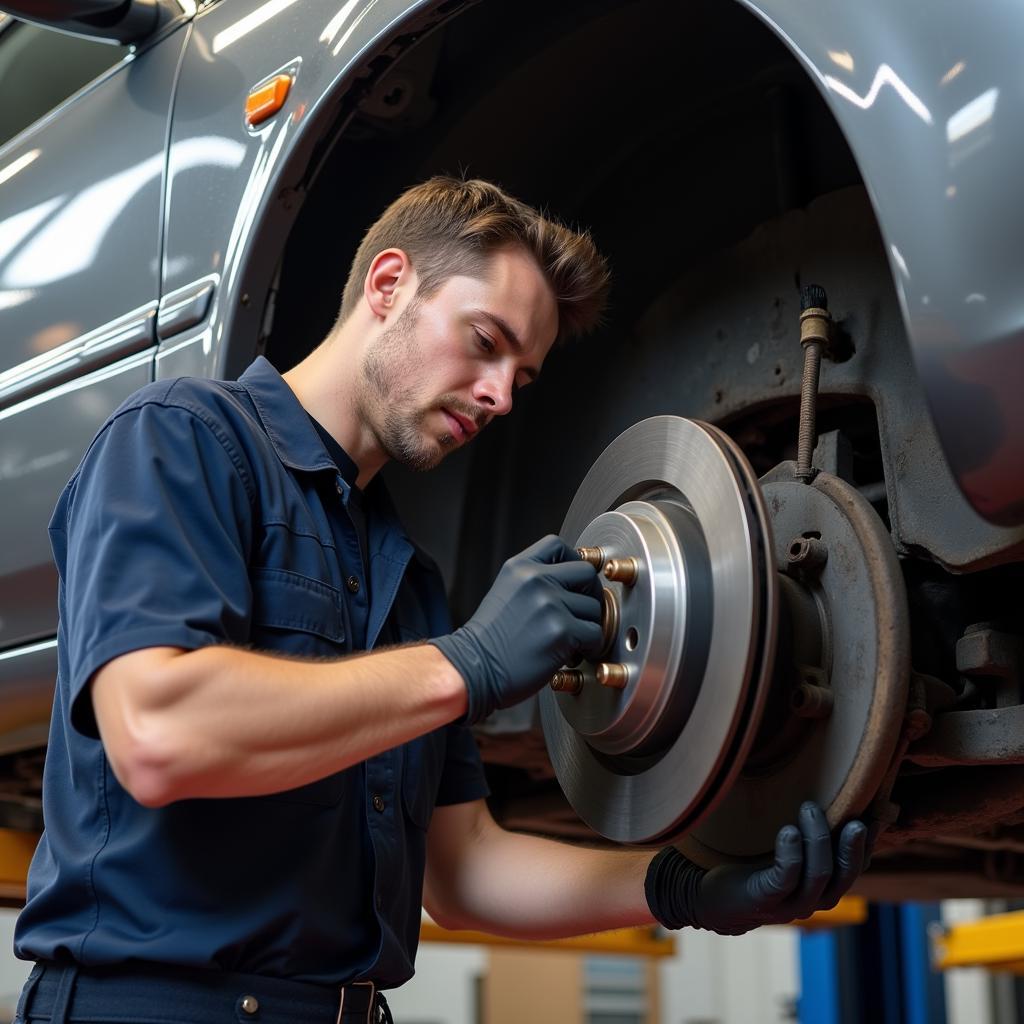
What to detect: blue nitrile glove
<box><xmin>431</xmin><ymin>535</ymin><xmax>604</xmax><ymax>724</ymax></box>
<box><xmin>645</xmin><ymin>802</ymin><xmax>868</xmax><ymax>935</ymax></box>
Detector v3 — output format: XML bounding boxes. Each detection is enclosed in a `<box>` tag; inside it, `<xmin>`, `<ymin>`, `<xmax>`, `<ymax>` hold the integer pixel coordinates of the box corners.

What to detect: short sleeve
<box><xmin>434</xmin><ymin>721</ymin><xmax>490</xmax><ymax>806</ymax></box>
<box><xmin>57</xmin><ymin>400</ymin><xmax>255</xmax><ymax>737</ymax></box>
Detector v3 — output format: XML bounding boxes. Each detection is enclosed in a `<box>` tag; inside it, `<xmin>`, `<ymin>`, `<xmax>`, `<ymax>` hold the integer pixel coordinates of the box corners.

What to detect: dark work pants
<box><xmin>14</xmin><ymin>962</ymin><xmax>393</xmax><ymax>1024</ymax></box>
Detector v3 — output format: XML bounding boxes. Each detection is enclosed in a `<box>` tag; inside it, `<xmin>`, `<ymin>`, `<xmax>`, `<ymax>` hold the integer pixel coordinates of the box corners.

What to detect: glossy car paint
<box><xmin>156</xmin><ymin>0</ymin><xmax>460</xmax><ymax>385</ymax></box>
<box><xmin>742</xmin><ymin>0</ymin><xmax>1024</xmax><ymax>524</ymax></box>
<box><xmin>0</xmin><ymin>22</ymin><xmax>188</xmax><ymax>651</ymax></box>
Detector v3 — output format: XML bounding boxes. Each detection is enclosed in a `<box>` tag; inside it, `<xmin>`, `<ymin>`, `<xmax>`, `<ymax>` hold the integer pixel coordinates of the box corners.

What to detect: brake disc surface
<box><xmin>540</xmin><ymin>416</ymin><xmax>778</xmax><ymax>844</ymax></box>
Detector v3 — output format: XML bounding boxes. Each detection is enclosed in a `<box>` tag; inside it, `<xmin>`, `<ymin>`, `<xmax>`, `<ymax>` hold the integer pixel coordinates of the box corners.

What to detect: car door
<box><xmin>0</xmin><ymin>16</ymin><xmax>188</xmax><ymax>682</ymax></box>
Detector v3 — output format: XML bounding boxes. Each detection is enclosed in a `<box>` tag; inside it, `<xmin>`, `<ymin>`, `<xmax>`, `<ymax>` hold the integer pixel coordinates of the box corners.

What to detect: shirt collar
<box><xmin>239</xmin><ymin>355</ymin><xmax>413</xmax><ymax>553</ymax></box>
<box><xmin>307</xmin><ymin>413</ymin><xmax>360</xmax><ymax>490</ymax></box>
<box><xmin>238</xmin><ymin>356</ymin><xmax>338</xmax><ymax>474</ymax></box>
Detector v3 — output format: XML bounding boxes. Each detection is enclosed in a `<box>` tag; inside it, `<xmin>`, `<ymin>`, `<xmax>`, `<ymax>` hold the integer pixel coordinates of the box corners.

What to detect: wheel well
<box><xmin>264</xmin><ymin>0</ymin><xmax>861</xmax><ymax>375</ymax></box>
<box><xmin>262</xmin><ymin>0</ymin><xmax>864</xmax><ymax>591</ymax></box>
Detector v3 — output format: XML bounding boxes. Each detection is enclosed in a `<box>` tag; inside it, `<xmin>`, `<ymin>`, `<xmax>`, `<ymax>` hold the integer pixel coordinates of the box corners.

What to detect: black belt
<box><xmin>17</xmin><ymin>962</ymin><xmax>394</xmax><ymax>1024</ymax></box>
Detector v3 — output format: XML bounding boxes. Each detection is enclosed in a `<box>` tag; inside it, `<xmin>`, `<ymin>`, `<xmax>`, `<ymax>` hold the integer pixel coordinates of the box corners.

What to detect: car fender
<box><xmin>156</xmin><ymin>0</ymin><xmax>473</xmax><ymax>380</ymax></box>
<box><xmin>740</xmin><ymin>0</ymin><xmax>1024</xmax><ymax>525</ymax></box>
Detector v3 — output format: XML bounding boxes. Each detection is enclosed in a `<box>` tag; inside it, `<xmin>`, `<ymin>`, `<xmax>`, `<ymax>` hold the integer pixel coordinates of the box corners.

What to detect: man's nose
<box><xmin>472</xmin><ymin>373</ymin><xmax>514</xmax><ymax>417</ymax></box>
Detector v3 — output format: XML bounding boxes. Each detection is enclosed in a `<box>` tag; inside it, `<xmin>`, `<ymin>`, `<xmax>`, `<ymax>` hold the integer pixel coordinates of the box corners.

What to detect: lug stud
<box><xmin>596</xmin><ymin>663</ymin><xmax>629</xmax><ymax>689</ymax></box>
<box><xmin>550</xmin><ymin>669</ymin><xmax>585</xmax><ymax>695</ymax></box>
<box><xmin>577</xmin><ymin>546</ymin><xmax>606</xmax><ymax>569</ymax></box>
<box><xmin>603</xmin><ymin>557</ymin><xmax>639</xmax><ymax>586</ymax></box>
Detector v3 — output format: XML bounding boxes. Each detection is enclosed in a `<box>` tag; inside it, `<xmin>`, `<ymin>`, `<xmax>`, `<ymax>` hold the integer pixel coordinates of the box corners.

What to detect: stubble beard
<box><xmin>358</xmin><ymin>301</ymin><xmax>457</xmax><ymax>472</ymax></box>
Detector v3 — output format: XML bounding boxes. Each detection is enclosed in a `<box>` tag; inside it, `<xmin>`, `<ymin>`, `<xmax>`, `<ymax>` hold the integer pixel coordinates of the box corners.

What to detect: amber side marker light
<box><xmin>246</xmin><ymin>74</ymin><xmax>293</xmax><ymax>127</ymax></box>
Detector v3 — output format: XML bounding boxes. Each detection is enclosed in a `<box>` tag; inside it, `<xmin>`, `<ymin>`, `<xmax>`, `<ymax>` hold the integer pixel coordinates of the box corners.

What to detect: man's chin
<box><xmin>388</xmin><ymin>435</ymin><xmax>452</xmax><ymax>473</ymax></box>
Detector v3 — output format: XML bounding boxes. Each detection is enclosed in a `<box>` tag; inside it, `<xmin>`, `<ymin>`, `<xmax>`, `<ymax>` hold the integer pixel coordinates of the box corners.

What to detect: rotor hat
<box><xmin>556</xmin><ymin>500</ymin><xmax>712</xmax><ymax>757</ymax></box>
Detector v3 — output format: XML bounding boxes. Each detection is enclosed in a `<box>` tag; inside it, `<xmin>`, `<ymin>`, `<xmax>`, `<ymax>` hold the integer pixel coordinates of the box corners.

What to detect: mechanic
<box><xmin>13</xmin><ymin>177</ymin><xmax>866</xmax><ymax>1024</ymax></box>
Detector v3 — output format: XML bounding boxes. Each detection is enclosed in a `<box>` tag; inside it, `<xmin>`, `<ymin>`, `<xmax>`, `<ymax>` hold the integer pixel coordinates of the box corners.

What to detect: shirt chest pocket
<box><xmin>250</xmin><ymin>567</ymin><xmax>348</xmax><ymax>807</ymax></box>
<box><xmin>250</xmin><ymin>567</ymin><xmax>347</xmax><ymax>653</ymax></box>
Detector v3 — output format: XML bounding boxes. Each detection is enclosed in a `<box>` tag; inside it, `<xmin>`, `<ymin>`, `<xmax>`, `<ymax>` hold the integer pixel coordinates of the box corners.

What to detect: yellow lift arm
<box><xmin>933</xmin><ymin>910</ymin><xmax>1024</xmax><ymax>973</ymax></box>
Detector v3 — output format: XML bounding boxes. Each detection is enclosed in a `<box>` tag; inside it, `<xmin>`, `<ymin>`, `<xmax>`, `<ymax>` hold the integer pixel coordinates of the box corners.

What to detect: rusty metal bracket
<box><xmin>907</xmin><ymin>705</ymin><xmax>1024</xmax><ymax>768</ymax></box>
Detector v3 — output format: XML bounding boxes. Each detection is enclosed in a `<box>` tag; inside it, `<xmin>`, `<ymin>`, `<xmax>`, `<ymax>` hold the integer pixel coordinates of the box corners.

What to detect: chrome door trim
<box><xmin>156</xmin><ymin>274</ymin><xmax>216</xmax><ymax>339</ymax></box>
<box><xmin>0</xmin><ymin>300</ymin><xmax>156</xmax><ymax>410</ymax></box>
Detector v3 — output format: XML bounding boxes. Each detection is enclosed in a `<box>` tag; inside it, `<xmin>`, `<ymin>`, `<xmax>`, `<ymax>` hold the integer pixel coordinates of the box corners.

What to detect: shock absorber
<box><xmin>796</xmin><ymin>284</ymin><xmax>833</xmax><ymax>482</ymax></box>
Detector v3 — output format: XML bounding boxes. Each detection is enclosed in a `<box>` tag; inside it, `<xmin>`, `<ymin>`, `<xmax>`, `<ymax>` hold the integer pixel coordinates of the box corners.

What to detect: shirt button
<box><xmin>336</xmin><ymin>480</ymin><xmax>343</xmax><ymax>494</ymax></box>
<box><xmin>372</xmin><ymin>794</ymin><xmax>385</xmax><ymax>813</ymax></box>
<box><xmin>346</xmin><ymin>575</ymin><xmax>360</xmax><ymax>594</ymax></box>
<box><xmin>240</xmin><ymin>995</ymin><xmax>259</xmax><ymax>1015</ymax></box>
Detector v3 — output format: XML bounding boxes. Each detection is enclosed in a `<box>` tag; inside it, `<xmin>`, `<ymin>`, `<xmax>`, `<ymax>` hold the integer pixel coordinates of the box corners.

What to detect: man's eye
<box><xmin>475</xmin><ymin>331</ymin><xmax>495</xmax><ymax>354</ymax></box>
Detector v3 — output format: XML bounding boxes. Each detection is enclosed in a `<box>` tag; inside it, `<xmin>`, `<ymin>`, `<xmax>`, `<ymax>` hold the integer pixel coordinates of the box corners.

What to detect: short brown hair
<box><xmin>337</xmin><ymin>176</ymin><xmax>609</xmax><ymax>340</ymax></box>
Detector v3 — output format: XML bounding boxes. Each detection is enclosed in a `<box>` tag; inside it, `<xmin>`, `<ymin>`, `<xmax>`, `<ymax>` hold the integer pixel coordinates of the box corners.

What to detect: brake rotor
<box><xmin>539</xmin><ymin>416</ymin><xmax>778</xmax><ymax>844</ymax></box>
<box><xmin>541</xmin><ymin>413</ymin><xmax>911</xmax><ymax>860</ymax></box>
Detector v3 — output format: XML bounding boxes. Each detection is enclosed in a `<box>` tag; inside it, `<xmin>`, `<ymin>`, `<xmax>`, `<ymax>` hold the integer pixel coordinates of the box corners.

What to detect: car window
<box><xmin>0</xmin><ymin>20</ymin><xmax>129</xmax><ymax>149</ymax></box>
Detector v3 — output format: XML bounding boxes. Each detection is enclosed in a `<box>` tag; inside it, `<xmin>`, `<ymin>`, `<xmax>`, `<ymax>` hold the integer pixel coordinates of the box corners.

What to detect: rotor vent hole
<box><xmin>625</xmin><ymin>627</ymin><xmax>639</xmax><ymax>652</ymax></box>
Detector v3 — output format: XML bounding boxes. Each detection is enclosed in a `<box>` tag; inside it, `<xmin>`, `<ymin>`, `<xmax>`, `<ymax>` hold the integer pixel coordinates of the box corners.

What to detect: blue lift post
<box><xmin>899</xmin><ymin>904</ymin><xmax>948</xmax><ymax>1024</ymax></box>
<box><xmin>798</xmin><ymin>903</ymin><xmax>947</xmax><ymax>1024</ymax></box>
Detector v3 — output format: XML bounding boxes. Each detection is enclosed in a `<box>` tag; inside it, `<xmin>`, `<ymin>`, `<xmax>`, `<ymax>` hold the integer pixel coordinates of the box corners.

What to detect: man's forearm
<box><xmin>93</xmin><ymin>642</ymin><xmax>467</xmax><ymax>805</ymax></box>
<box><xmin>427</xmin><ymin>804</ymin><xmax>657</xmax><ymax>939</ymax></box>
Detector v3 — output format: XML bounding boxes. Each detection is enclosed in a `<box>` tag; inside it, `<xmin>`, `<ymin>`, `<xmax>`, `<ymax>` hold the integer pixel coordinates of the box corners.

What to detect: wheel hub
<box><xmin>562</xmin><ymin>498</ymin><xmax>713</xmax><ymax>756</ymax></box>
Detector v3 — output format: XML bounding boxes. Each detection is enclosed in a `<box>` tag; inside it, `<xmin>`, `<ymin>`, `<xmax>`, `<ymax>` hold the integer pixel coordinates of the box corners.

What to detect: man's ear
<box><xmin>364</xmin><ymin>249</ymin><xmax>412</xmax><ymax>320</ymax></box>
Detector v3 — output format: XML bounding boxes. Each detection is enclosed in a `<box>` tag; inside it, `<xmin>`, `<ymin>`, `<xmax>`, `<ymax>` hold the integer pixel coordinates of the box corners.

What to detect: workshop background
<box><xmin>0</xmin><ymin>900</ymin><xmax>1020</xmax><ymax>1024</ymax></box>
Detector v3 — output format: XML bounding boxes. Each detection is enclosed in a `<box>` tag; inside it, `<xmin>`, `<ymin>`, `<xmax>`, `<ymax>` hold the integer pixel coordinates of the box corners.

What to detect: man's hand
<box><xmin>645</xmin><ymin>803</ymin><xmax>868</xmax><ymax>935</ymax></box>
<box><xmin>431</xmin><ymin>535</ymin><xmax>604</xmax><ymax>724</ymax></box>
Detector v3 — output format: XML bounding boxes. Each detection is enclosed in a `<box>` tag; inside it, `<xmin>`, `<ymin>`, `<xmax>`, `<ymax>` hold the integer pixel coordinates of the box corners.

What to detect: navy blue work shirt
<box><xmin>14</xmin><ymin>356</ymin><xmax>489</xmax><ymax>988</ymax></box>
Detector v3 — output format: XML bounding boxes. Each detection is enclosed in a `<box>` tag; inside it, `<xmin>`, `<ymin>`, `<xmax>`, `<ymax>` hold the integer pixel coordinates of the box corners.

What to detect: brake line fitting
<box><xmin>796</xmin><ymin>284</ymin><xmax>833</xmax><ymax>483</ymax></box>
<box><xmin>786</xmin><ymin>535</ymin><xmax>828</xmax><ymax>573</ymax></box>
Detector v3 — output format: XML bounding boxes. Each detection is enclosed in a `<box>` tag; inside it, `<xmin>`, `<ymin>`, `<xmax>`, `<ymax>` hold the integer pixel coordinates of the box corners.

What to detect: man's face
<box><xmin>358</xmin><ymin>245</ymin><xmax>559</xmax><ymax>471</ymax></box>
